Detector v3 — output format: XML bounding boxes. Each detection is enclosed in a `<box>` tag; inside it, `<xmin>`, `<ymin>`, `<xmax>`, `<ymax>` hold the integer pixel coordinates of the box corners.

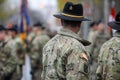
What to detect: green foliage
<box><xmin>0</xmin><ymin>0</ymin><xmax>8</xmax><ymax>23</ymax></box>
<box><xmin>0</xmin><ymin>0</ymin><xmax>5</xmax><ymax>4</ymax></box>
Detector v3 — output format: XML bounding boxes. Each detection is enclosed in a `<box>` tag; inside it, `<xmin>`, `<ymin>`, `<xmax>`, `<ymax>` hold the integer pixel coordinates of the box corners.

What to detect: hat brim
<box><xmin>54</xmin><ymin>14</ymin><xmax>90</xmax><ymax>21</ymax></box>
<box><xmin>108</xmin><ymin>21</ymin><xmax>120</xmax><ymax>30</ymax></box>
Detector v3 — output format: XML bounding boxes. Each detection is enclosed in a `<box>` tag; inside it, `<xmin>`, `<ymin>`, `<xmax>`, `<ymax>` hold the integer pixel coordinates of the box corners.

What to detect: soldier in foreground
<box><xmin>8</xmin><ymin>25</ymin><xmax>25</xmax><ymax>80</ymax></box>
<box><xmin>41</xmin><ymin>2</ymin><xmax>91</xmax><ymax>80</ymax></box>
<box><xmin>30</xmin><ymin>22</ymin><xmax>50</xmax><ymax>80</ymax></box>
<box><xmin>96</xmin><ymin>11</ymin><xmax>120</xmax><ymax>80</ymax></box>
<box><xmin>0</xmin><ymin>25</ymin><xmax>17</xmax><ymax>80</ymax></box>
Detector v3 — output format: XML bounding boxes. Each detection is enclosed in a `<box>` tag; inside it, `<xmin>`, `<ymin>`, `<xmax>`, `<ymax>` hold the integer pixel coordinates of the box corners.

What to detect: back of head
<box><xmin>89</xmin><ymin>22</ymin><xmax>96</xmax><ymax>28</ymax></box>
<box><xmin>33</xmin><ymin>22</ymin><xmax>45</xmax><ymax>30</ymax></box>
<box><xmin>62</xmin><ymin>20</ymin><xmax>81</xmax><ymax>28</ymax></box>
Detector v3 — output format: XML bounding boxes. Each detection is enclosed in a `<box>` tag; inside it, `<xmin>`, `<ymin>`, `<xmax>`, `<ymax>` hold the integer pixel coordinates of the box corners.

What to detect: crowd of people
<box><xmin>0</xmin><ymin>1</ymin><xmax>120</xmax><ymax>80</ymax></box>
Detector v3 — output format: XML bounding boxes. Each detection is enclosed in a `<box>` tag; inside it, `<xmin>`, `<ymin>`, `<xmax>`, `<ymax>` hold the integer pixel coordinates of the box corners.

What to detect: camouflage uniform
<box><xmin>41</xmin><ymin>28</ymin><xmax>90</xmax><ymax>80</ymax></box>
<box><xmin>27</xmin><ymin>32</ymin><xmax>36</xmax><ymax>42</ymax></box>
<box><xmin>30</xmin><ymin>32</ymin><xmax>50</xmax><ymax>80</ymax></box>
<box><xmin>87</xmin><ymin>29</ymin><xmax>98</xmax><ymax>54</ymax></box>
<box><xmin>89</xmin><ymin>32</ymin><xmax>109</xmax><ymax>80</ymax></box>
<box><xmin>11</xmin><ymin>36</ymin><xmax>25</xmax><ymax>80</ymax></box>
<box><xmin>92</xmin><ymin>32</ymin><xmax>109</xmax><ymax>61</ymax></box>
<box><xmin>0</xmin><ymin>37</ymin><xmax>17</xmax><ymax>80</ymax></box>
<box><xmin>96</xmin><ymin>31</ymin><xmax>120</xmax><ymax>80</ymax></box>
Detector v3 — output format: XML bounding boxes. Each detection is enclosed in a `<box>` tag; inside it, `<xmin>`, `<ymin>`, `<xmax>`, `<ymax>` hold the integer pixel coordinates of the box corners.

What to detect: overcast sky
<box><xmin>6</xmin><ymin>0</ymin><xmax>57</xmax><ymax>10</ymax></box>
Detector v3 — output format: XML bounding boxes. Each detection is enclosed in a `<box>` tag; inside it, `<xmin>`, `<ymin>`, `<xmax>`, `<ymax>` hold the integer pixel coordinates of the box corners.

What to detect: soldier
<box><xmin>8</xmin><ymin>25</ymin><xmax>25</xmax><ymax>80</ymax></box>
<box><xmin>96</xmin><ymin>11</ymin><xmax>120</xmax><ymax>80</ymax></box>
<box><xmin>30</xmin><ymin>22</ymin><xmax>50</xmax><ymax>80</ymax></box>
<box><xmin>0</xmin><ymin>25</ymin><xmax>17</xmax><ymax>80</ymax></box>
<box><xmin>89</xmin><ymin>20</ymin><xmax>110</xmax><ymax>80</ymax></box>
<box><xmin>27</xmin><ymin>26</ymin><xmax>36</xmax><ymax>43</ymax></box>
<box><xmin>41</xmin><ymin>2</ymin><xmax>91</xmax><ymax>80</ymax></box>
<box><xmin>88</xmin><ymin>22</ymin><xmax>98</xmax><ymax>55</ymax></box>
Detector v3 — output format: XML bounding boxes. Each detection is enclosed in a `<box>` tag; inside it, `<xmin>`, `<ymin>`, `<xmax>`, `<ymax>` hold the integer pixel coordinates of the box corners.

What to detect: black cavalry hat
<box><xmin>0</xmin><ymin>25</ymin><xmax>7</xmax><ymax>31</ymax></box>
<box><xmin>54</xmin><ymin>2</ymin><xmax>90</xmax><ymax>21</ymax></box>
<box><xmin>108</xmin><ymin>11</ymin><xmax>120</xmax><ymax>30</ymax></box>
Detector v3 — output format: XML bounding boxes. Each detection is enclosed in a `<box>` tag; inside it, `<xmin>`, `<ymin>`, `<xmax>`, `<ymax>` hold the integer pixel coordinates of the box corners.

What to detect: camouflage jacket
<box><xmin>30</xmin><ymin>32</ymin><xmax>50</xmax><ymax>68</ymax></box>
<box><xmin>27</xmin><ymin>32</ymin><xmax>36</xmax><ymax>42</ymax></box>
<box><xmin>12</xmin><ymin>36</ymin><xmax>25</xmax><ymax>65</ymax></box>
<box><xmin>91</xmin><ymin>32</ymin><xmax>109</xmax><ymax>61</ymax></box>
<box><xmin>87</xmin><ymin>29</ymin><xmax>98</xmax><ymax>54</ymax></box>
<box><xmin>41</xmin><ymin>28</ymin><xmax>91</xmax><ymax>80</ymax></box>
<box><xmin>0</xmin><ymin>37</ymin><xmax>17</xmax><ymax>77</ymax></box>
<box><xmin>96</xmin><ymin>31</ymin><xmax>120</xmax><ymax>80</ymax></box>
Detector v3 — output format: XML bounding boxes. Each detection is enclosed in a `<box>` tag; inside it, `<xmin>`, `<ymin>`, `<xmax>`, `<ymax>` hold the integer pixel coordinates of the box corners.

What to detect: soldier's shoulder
<box><xmin>44</xmin><ymin>34</ymin><xmax>85</xmax><ymax>51</ymax></box>
<box><xmin>102</xmin><ymin>37</ymin><xmax>120</xmax><ymax>48</ymax></box>
<box><xmin>37</xmin><ymin>34</ymin><xmax>50</xmax><ymax>40</ymax></box>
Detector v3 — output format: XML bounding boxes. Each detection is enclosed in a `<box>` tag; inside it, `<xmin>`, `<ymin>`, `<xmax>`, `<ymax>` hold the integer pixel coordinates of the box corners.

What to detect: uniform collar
<box><xmin>4</xmin><ymin>36</ymin><xmax>11</xmax><ymax>43</ymax></box>
<box><xmin>113</xmin><ymin>31</ymin><xmax>120</xmax><ymax>37</ymax></box>
<box><xmin>58</xmin><ymin>28</ymin><xmax>91</xmax><ymax>46</ymax></box>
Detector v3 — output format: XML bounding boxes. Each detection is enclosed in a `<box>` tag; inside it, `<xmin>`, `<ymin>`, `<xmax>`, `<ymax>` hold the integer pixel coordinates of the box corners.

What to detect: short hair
<box><xmin>61</xmin><ymin>20</ymin><xmax>81</xmax><ymax>28</ymax></box>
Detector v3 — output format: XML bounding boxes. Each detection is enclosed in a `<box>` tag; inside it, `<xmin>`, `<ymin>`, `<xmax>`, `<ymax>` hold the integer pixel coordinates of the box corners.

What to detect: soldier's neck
<box><xmin>64</xmin><ymin>26</ymin><xmax>79</xmax><ymax>34</ymax></box>
<box><xmin>36</xmin><ymin>31</ymin><xmax>42</xmax><ymax>35</ymax></box>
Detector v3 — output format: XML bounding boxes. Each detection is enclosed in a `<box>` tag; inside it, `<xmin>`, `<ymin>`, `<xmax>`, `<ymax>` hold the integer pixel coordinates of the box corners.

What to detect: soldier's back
<box><xmin>30</xmin><ymin>32</ymin><xmax>50</xmax><ymax>80</ymax></box>
<box><xmin>10</xmin><ymin>36</ymin><xmax>25</xmax><ymax>80</ymax></box>
<box><xmin>96</xmin><ymin>32</ymin><xmax>120</xmax><ymax>80</ymax></box>
<box><xmin>42</xmin><ymin>28</ymin><xmax>90</xmax><ymax>80</ymax></box>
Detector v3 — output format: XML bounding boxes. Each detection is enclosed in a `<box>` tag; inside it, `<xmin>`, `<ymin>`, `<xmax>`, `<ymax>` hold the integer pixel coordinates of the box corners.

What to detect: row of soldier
<box><xmin>0</xmin><ymin>23</ymin><xmax>50</xmax><ymax>80</ymax></box>
<box><xmin>0</xmin><ymin>1</ymin><xmax>120</xmax><ymax>80</ymax></box>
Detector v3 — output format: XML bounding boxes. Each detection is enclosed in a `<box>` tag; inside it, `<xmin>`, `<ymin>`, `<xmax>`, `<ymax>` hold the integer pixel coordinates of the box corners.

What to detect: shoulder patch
<box><xmin>81</xmin><ymin>52</ymin><xmax>88</xmax><ymax>61</ymax></box>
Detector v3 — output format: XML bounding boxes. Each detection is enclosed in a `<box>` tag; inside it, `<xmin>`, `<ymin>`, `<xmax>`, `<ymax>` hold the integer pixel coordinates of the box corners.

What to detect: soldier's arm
<box><xmin>15</xmin><ymin>41</ymin><xmax>25</xmax><ymax>65</ymax></box>
<box><xmin>66</xmin><ymin>46</ymin><xmax>89</xmax><ymax>80</ymax></box>
<box><xmin>96</xmin><ymin>44</ymin><xmax>109</xmax><ymax>80</ymax></box>
<box><xmin>2</xmin><ymin>56</ymin><xmax>17</xmax><ymax>76</ymax></box>
<box><xmin>30</xmin><ymin>38</ymin><xmax>40</xmax><ymax>68</ymax></box>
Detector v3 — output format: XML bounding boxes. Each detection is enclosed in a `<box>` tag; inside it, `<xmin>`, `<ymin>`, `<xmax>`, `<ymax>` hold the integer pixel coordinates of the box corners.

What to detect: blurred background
<box><xmin>0</xmin><ymin>1</ymin><xmax>120</xmax><ymax>80</ymax></box>
<box><xmin>0</xmin><ymin>0</ymin><xmax>120</xmax><ymax>38</ymax></box>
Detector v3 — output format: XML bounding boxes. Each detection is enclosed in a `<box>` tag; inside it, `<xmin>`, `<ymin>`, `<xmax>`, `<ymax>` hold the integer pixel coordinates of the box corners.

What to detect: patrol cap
<box><xmin>108</xmin><ymin>11</ymin><xmax>120</xmax><ymax>30</ymax></box>
<box><xmin>0</xmin><ymin>25</ymin><xmax>7</xmax><ymax>31</ymax></box>
<box><xmin>8</xmin><ymin>25</ymin><xmax>18</xmax><ymax>33</ymax></box>
<box><xmin>89</xmin><ymin>22</ymin><xmax>96</xmax><ymax>28</ymax></box>
<box><xmin>33</xmin><ymin>22</ymin><xmax>42</xmax><ymax>27</ymax></box>
<box><xmin>33</xmin><ymin>22</ymin><xmax>45</xmax><ymax>29</ymax></box>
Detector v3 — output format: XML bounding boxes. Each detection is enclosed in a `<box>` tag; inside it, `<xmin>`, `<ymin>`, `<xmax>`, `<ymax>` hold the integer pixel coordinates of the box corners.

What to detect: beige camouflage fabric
<box><xmin>30</xmin><ymin>32</ymin><xmax>50</xmax><ymax>80</ymax></box>
<box><xmin>12</xmin><ymin>36</ymin><xmax>25</xmax><ymax>65</ymax></box>
<box><xmin>27</xmin><ymin>32</ymin><xmax>36</xmax><ymax>42</ymax></box>
<box><xmin>0</xmin><ymin>37</ymin><xmax>17</xmax><ymax>80</ymax></box>
<box><xmin>87</xmin><ymin>29</ymin><xmax>98</xmax><ymax>54</ymax></box>
<box><xmin>10</xmin><ymin>36</ymin><xmax>25</xmax><ymax>80</ymax></box>
<box><xmin>41</xmin><ymin>28</ymin><xmax>90</xmax><ymax>80</ymax></box>
<box><xmin>96</xmin><ymin>31</ymin><xmax>120</xmax><ymax>80</ymax></box>
<box><xmin>92</xmin><ymin>32</ymin><xmax>109</xmax><ymax>61</ymax></box>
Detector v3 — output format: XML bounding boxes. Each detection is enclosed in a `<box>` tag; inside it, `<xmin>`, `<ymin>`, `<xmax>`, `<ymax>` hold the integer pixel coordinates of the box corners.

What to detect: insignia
<box><xmin>81</xmin><ymin>53</ymin><xmax>88</xmax><ymax>61</ymax></box>
<box><xmin>69</xmin><ymin>6</ymin><xmax>73</xmax><ymax>10</ymax></box>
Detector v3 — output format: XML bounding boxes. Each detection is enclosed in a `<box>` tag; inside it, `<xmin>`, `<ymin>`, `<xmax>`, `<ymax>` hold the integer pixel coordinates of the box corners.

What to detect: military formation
<box><xmin>0</xmin><ymin>1</ymin><xmax>120</xmax><ymax>80</ymax></box>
